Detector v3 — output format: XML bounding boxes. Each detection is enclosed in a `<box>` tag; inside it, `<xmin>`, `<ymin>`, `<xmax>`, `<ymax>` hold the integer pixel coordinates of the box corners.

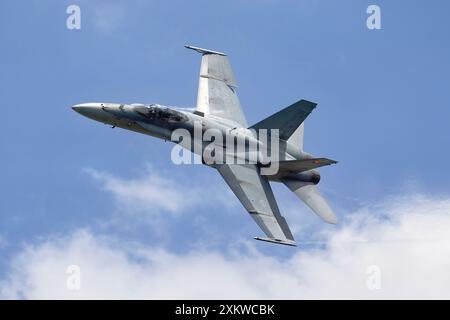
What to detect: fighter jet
<box><xmin>72</xmin><ymin>45</ymin><xmax>338</xmax><ymax>246</ymax></box>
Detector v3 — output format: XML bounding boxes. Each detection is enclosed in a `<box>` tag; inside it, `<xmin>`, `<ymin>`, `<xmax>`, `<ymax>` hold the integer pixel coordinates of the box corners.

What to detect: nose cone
<box><xmin>72</xmin><ymin>103</ymin><xmax>96</xmax><ymax>115</ymax></box>
<box><xmin>71</xmin><ymin>103</ymin><xmax>111</xmax><ymax>123</ymax></box>
<box><xmin>72</xmin><ymin>105</ymin><xmax>82</xmax><ymax>113</ymax></box>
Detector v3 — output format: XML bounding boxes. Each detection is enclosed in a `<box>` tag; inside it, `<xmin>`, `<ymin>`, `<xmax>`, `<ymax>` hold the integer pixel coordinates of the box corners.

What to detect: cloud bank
<box><xmin>1</xmin><ymin>194</ymin><xmax>450</xmax><ymax>299</ymax></box>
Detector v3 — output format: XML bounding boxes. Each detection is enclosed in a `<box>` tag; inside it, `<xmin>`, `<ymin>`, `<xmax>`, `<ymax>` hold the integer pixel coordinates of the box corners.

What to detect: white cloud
<box><xmin>82</xmin><ymin>165</ymin><xmax>236</xmax><ymax>242</ymax></box>
<box><xmin>2</xmin><ymin>194</ymin><xmax>450</xmax><ymax>299</ymax></box>
<box><xmin>84</xmin><ymin>166</ymin><xmax>198</xmax><ymax>214</ymax></box>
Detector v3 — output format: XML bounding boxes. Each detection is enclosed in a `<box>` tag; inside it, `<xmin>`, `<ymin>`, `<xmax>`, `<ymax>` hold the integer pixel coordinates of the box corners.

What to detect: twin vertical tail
<box><xmin>250</xmin><ymin>99</ymin><xmax>338</xmax><ymax>224</ymax></box>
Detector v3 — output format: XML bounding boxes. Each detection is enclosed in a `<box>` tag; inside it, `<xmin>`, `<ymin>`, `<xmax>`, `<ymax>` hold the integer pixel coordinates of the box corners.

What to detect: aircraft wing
<box><xmin>216</xmin><ymin>164</ymin><xmax>296</xmax><ymax>246</ymax></box>
<box><xmin>186</xmin><ymin>45</ymin><xmax>248</xmax><ymax>128</ymax></box>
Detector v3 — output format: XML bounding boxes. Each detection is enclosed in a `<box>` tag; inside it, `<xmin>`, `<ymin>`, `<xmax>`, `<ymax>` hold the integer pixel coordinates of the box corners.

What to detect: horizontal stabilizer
<box><xmin>254</xmin><ymin>237</ymin><xmax>297</xmax><ymax>247</ymax></box>
<box><xmin>250</xmin><ymin>99</ymin><xmax>317</xmax><ymax>141</ymax></box>
<box><xmin>282</xmin><ymin>181</ymin><xmax>338</xmax><ymax>224</ymax></box>
<box><xmin>279</xmin><ymin>158</ymin><xmax>338</xmax><ymax>173</ymax></box>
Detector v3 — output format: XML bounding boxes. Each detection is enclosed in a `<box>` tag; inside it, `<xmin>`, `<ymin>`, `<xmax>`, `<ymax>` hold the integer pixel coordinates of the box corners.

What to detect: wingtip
<box><xmin>184</xmin><ymin>45</ymin><xmax>227</xmax><ymax>56</ymax></box>
<box><xmin>254</xmin><ymin>237</ymin><xmax>297</xmax><ymax>247</ymax></box>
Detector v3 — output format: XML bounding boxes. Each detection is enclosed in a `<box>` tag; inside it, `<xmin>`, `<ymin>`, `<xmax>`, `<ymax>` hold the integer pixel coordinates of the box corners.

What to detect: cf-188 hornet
<box><xmin>72</xmin><ymin>45</ymin><xmax>338</xmax><ymax>246</ymax></box>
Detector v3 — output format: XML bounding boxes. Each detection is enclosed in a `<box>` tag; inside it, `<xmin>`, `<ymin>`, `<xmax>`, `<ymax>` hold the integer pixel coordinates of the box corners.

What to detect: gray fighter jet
<box><xmin>72</xmin><ymin>45</ymin><xmax>338</xmax><ymax>246</ymax></box>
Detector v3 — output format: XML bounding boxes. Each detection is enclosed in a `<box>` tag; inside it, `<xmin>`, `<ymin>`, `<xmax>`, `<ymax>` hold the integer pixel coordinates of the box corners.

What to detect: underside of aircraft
<box><xmin>72</xmin><ymin>45</ymin><xmax>338</xmax><ymax>247</ymax></box>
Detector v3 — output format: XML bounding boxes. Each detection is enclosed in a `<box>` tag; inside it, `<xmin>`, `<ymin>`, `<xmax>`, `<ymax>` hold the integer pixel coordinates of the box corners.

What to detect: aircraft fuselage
<box><xmin>72</xmin><ymin>102</ymin><xmax>318</xmax><ymax>183</ymax></box>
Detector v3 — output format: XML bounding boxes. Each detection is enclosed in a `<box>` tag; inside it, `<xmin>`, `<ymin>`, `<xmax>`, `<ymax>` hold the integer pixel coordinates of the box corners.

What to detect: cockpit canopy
<box><xmin>134</xmin><ymin>104</ymin><xmax>188</xmax><ymax>123</ymax></box>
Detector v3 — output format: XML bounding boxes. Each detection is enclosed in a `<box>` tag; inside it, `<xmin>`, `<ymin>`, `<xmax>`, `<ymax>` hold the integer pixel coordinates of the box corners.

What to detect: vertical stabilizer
<box><xmin>249</xmin><ymin>99</ymin><xmax>315</xmax><ymax>144</ymax></box>
<box><xmin>287</xmin><ymin>123</ymin><xmax>304</xmax><ymax>152</ymax></box>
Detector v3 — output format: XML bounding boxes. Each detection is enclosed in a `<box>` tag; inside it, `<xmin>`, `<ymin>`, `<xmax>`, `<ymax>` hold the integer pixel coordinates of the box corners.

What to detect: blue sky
<box><xmin>1</xmin><ymin>1</ymin><xmax>450</xmax><ymax>298</ymax></box>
